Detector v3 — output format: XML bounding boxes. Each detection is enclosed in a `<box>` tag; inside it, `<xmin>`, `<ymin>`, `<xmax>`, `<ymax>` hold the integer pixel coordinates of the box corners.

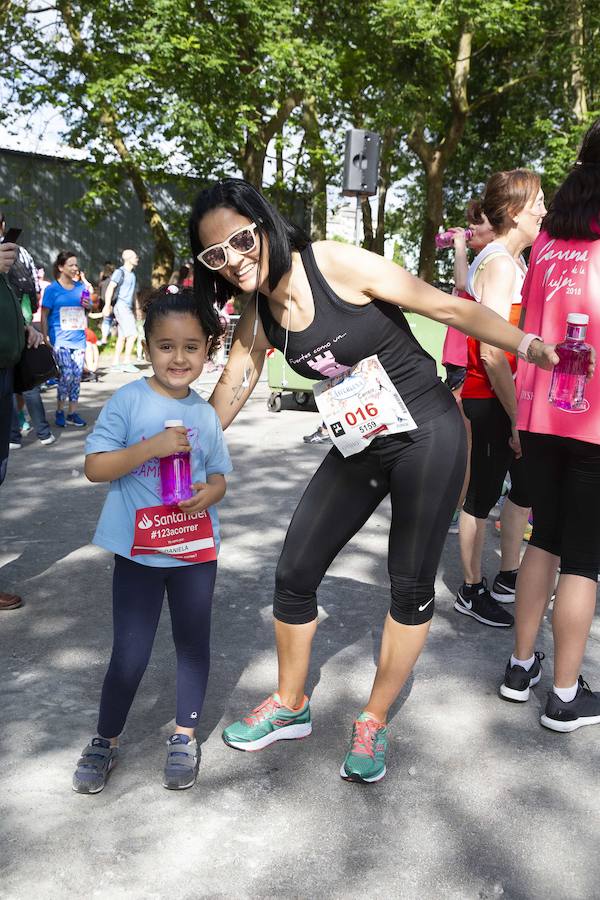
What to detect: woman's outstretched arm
<box><xmin>209</xmin><ymin>298</ymin><xmax>272</xmax><ymax>429</ymax></box>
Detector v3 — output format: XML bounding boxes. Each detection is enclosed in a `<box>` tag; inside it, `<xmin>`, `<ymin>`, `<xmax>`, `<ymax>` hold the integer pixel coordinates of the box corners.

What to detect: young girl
<box><xmin>72</xmin><ymin>286</ymin><xmax>231</xmax><ymax>793</ymax></box>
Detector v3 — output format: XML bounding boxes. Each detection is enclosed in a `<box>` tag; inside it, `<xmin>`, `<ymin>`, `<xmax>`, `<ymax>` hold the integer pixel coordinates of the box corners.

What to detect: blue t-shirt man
<box><xmin>86</xmin><ymin>378</ymin><xmax>233</xmax><ymax>567</ymax></box>
<box><xmin>110</xmin><ymin>266</ymin><xmax>136</xmax><ymax>309</ymax></box>
<box><xmin>42</xmin><ymin>280</ymin><xmax>86</xmax><ymax>350</ymax></box>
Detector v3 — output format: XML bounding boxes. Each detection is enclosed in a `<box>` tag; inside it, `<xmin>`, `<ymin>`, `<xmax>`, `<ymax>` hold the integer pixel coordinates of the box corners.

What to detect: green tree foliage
<box><xmin>1</xmin><ymin>0</ymin><xmax>597</xmax><ymax>282</ymax></box>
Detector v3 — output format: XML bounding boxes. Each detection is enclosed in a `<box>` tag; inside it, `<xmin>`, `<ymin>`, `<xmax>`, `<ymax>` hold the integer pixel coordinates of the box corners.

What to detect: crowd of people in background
<box><xmin>4</xmin><ymin>239</ymin><xmax>205</xmax><ymax>453</ymax></box>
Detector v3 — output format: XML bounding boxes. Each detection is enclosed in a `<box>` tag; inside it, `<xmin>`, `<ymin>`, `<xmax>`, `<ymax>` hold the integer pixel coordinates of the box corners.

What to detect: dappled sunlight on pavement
<box><xmin>1</xmin><ymin>368</ymin><xmax>599</xmax><ymax>899</ymax></box>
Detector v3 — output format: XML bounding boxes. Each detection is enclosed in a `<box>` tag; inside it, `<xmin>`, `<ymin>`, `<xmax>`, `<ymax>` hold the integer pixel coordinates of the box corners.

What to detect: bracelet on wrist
<box><xmin>517</xmin><ymin>333</ymin><xmax>543</xmax><ymax>362</ymax></box>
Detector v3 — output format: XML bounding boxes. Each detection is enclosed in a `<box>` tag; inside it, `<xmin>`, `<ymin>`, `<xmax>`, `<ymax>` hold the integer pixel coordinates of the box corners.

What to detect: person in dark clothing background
<box><xmin>0</xmin><ymin>237</ymin><xmax>43</xmax><ymax>610</ymax></box>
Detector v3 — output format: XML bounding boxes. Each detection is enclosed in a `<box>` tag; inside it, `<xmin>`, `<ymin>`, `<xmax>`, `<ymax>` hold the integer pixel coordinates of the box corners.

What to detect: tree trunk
<box><xmin>242</xmin><ymin>140</ymin><xmax>266</xmax><ymax>187</ymax></box>
<box><xmin>59</xmin><ymin>2</ymin><xmax>174</xmax><ymax>284</ymax></box>
<box><xmin>361</xmin><ymin>197</ymin><xmax>374</xmax><ymax>250</ymax></box>
<box><xmin>242</xmin><ymin>94</ymin><xmax>301</xmax><ymax>189</ymax></box>
<box><xmin>100</xmin><ymin>113</ymin><xmax>174</xmax><ymax>285</ymax></box>
<box><xmin>407</xmin><ymin>27</ymin><xmax>472</xmax><ymax>282</ymax></box>
<box><xmin>418</xmin><ymin>163</ymin><xmax>444</xmax><ymax>283</ymax></box>
<box><xmin>570</xmin><ymin>0</ymin><xmax>588</xmax><ymax>123</ymax></box>
<box><xmin>372</xmin><ymin>127</ymin><xmax>398</xmax><ymax>256</ymax></box>
<box><xmin>302</xmin><ymin>99</ymin><xmax>327</xmax><ymax>240</ymax></box>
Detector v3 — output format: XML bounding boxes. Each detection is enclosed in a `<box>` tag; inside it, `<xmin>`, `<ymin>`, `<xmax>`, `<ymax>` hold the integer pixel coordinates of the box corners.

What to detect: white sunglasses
<box><xmin>197</xmin><ymin>223</ymin><xmax>258</xmax><ymax>271</ymax></box>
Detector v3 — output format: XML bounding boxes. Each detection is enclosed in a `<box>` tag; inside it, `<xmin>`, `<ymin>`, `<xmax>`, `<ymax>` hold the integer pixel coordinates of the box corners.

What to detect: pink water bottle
<box><xmin>159</xmin><ymin>419</ymin><xmax>194</xmax><ymax>505</ymax></box>
<box><xmin>548</xmin><ymin>313</ymin><xmax>592</xmax><ymax>411</ymax></box>
<box><xmin>435</xmin><ymin>228</ymin><xmax>473</xmax><ymax>249</ymax></box>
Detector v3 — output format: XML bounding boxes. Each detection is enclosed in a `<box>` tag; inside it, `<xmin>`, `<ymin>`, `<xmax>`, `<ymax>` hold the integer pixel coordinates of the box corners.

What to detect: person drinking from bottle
<box><xmin>455</xmin><ymin>170</ymin><xmax>546</xmax><ymax>627</ymax></box>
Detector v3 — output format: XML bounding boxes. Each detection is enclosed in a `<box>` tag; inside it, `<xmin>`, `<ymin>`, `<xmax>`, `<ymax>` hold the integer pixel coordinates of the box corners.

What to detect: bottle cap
<box><xmin>164</xmin><ymin>419</ymin><xmax>184</xmax><ymax>428</ymax></box>
<box><xmin>567</xmin><ymin>313</ymin><xmax>589</xmax><ymax>325</ymax></box>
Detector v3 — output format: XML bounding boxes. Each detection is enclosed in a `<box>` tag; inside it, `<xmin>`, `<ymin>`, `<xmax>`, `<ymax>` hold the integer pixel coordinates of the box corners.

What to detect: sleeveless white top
<box><xmin>466</xmin><ymin>241</ymin><xmax>526</xmax><ymax>304</ymax></box>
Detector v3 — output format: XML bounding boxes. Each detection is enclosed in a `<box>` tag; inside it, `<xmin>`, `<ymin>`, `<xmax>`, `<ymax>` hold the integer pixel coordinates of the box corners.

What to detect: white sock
<box><xmin>511</xmin><ymin>654</ymin><xmax>535</xmax><ymax>671</ymax></box>
<box><xmin>553</xmin><ymin>682</ymin><xmax>578</xmax><ymax>703</ymax></box>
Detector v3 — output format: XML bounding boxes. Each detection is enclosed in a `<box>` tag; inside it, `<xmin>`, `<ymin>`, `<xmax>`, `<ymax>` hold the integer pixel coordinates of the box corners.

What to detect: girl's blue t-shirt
<box><xmin>42</xmin><ymin>280</ymin><xmax>86</xmax><ymax>350</ymax></box>
<box><xmin>86</xmin><ymin>378</ymin><xmax>233</xmax><ymax>567</ymax></box>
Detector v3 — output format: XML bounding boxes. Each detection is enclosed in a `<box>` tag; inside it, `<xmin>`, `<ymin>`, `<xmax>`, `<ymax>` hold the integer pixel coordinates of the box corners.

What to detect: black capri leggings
<box><xmin>521</xmin><ymin>431</ymin><xmax>600</xmax><ymax>581</ymax></box>
<box><xmin>462</xmin><ymin>397</ymin><xmax>530</xmax><ymax>519</ymax></box>
<box><xmin>97</xmin><ymin>555</ymin><xmax>217</xmax><ymax>738</ymax></box>
<box><xmin>274</xmin><ymin>403</ymin><xmax>467</xmax><ymax>626</ymax></box>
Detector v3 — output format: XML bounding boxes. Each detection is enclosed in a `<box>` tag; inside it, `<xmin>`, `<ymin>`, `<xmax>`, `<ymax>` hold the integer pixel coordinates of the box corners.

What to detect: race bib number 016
<box><xmin>313</xmin><ymin>355</ymin><xmax>417</xmax><ymax>457</ymax></box>
<box><xmin>131</xmin><ymin>504</ymin><xmax>217</xmax><ymax>563</ymax></box>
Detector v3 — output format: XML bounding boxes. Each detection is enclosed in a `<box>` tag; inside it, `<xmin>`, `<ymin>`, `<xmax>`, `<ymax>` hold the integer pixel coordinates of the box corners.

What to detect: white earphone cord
<box><xmin>242</xmin><ymin>263</ymin><xmax>293</xmax><ymax>390</ymax></box>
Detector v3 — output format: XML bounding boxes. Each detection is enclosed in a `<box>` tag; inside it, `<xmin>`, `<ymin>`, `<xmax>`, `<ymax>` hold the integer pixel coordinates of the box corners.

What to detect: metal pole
<box><xmin>355</xmin><ymin>195</ymin><xmax>361</xmax><ymax>246</ymax></box>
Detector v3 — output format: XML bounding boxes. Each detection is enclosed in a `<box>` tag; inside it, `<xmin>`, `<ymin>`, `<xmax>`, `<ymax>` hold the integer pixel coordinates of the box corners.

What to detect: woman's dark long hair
<box><xmin>544</xmin><ymin>118</ymin><xmax>600</xmax><ymax>241</ymax></box>
<box><xmin>188</xmin><ymin>178</ymin><xmax>310</xmax><ymax>310</ymax></box>
<box><xmin>53</xmin><ymin>250</ymin><xmax>78</xmax><ymax>281</ymax></box>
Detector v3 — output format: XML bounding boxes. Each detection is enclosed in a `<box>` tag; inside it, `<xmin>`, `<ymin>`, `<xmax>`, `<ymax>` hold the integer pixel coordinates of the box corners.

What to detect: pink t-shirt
<box><xmin>516</xmin><ymin>230</ymin><xmax>600</xmax><ymax>444</ymax></box>
<box><xmin>441</xmin><ymin>289</ymin><xmax>471</xmax><ymax>367</ymax></box>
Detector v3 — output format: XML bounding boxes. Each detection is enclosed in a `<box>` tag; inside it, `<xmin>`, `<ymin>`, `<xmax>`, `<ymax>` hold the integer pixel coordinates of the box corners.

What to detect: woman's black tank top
<box><xmin>257</xmin><ymin>243</ymin><xmax>453</xmax><ymax>425</ymax></box>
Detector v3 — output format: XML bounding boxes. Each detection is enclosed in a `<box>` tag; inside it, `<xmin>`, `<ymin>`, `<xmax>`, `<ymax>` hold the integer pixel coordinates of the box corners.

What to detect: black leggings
<box><xmin>97</xmin><ymin>555</ymin><xmax>217</xmax><ymax>738</ymax></box>
<box><xmin>462</xmin><ymin>397</ymin><xmax>530</xmax><ymax>519</ymax></box>
<box><xmin>521</xmin><ymin>431</ymin><xmax>600</xmax><ymax>581</ymax></box>
<box><xmin>274</xmin><ymin>404</ymin><xmax>467</xmax><ymax>626</ymax></box>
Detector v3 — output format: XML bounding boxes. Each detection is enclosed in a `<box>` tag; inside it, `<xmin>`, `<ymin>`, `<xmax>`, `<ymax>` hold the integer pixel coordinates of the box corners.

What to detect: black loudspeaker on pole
<box><xmin>342</xmin><ymin>128</ymin><xmax>381</xmax><ymax>197</ymax></box>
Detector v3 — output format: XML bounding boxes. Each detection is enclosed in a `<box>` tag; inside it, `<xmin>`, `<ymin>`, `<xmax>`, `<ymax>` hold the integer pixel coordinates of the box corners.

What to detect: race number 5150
<box><xmin>345</xmin><ymin>403</ymin><xmax>378</xmax><ymax>426</ymax></box>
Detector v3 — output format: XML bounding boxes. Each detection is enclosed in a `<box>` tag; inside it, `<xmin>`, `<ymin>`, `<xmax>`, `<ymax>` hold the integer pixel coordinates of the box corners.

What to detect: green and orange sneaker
<box><xmin>222</xmin><ymin>693</ymin><xmax>312</xmax><ymax>751</ymax></box>
<box><xmin>340</xmin><ymin>712</ymin><xmax>388</xmax><ymax>783</ymax></box>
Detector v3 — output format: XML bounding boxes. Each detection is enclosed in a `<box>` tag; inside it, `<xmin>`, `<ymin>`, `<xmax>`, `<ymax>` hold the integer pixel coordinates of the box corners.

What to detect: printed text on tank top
<box><xmin>257</xmin><ymin>243</ymin><xmax>455</xmax><ymax>427</ymax></box>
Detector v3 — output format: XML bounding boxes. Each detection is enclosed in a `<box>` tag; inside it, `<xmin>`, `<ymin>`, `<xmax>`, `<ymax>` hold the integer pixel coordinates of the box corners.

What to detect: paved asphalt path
<box><xmin>1</xmin><ymin>364</ymin><xmax>599</xmax><ymax>899</ymax></box>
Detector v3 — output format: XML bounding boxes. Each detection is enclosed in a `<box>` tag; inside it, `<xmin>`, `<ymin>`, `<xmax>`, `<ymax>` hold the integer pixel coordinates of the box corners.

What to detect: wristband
<box><xmin>517</xmin><ymin>333</ymin><xmax>543</xmax><ymax>362</ymax></box>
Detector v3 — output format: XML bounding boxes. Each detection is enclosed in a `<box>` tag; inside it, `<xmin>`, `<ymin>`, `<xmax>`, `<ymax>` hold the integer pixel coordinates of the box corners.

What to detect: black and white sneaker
<box><xmin>303</xmin><ymin>427</ymin><xmax>332</xmax><ymax>445</ymax></box>
<box><xmin>540</xmin><ymin>677</ymin><xmax>600</xmax><ymax>733</ymax></box>
<box><xmin>499</xmin><ymin>651</ymin><xmax>545</xmax><ymax>702</ymax></box>
<box><xmin>491</xmin><ymin>569</ymin><xmax>518</xmax><ymax>603</ymax></box>
<box><xmin>454</xmin><ymin>578</ymin><xmax>514</xmax><ymax>628</ymax></box>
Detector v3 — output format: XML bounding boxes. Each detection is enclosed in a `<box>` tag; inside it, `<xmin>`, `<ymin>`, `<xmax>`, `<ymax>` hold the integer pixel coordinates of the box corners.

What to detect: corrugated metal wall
<box><xmin>0</xmin><ymin>148</ymin><xmax>191</xmax><ymax>288</ymax></box>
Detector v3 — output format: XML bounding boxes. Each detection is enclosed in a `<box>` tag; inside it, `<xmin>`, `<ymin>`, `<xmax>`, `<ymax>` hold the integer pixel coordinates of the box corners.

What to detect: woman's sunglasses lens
<box><xmin>229</xmin><ymin>229</ymin><xmax>255</xmax><ymax>252</ymax></box>
<box><xmin>203</xmin><ymin>248</ymin><xmax>226</xmax><ymax>269</ymax></box>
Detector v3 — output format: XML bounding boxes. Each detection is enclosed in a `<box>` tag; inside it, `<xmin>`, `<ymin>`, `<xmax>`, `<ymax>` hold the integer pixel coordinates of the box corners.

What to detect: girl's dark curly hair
<box><xmin>142</xmin><ymin>285</ymin><xmax>223</xmax><ymax>360</ymax></box>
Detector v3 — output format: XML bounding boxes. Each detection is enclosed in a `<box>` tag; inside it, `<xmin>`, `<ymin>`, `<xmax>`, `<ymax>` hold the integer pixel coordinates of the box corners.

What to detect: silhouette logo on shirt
<box><xmin>307</xmin><ymin>351</ymin><xmax>350</xmax><ymax>379</ymax></box>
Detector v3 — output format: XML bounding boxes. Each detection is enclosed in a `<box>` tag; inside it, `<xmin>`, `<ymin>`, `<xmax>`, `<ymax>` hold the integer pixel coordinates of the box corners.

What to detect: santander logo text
<box><xmin>153</xmin><ymin>510</ymin><xmax>206</xmax><ymax>525</ymax></box>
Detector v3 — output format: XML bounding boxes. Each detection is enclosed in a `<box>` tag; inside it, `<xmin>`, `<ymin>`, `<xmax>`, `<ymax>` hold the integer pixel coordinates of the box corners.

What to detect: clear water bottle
<box><xmin>548</xmin><ymin>313</ymin><xmax>592</xmax><ymax>411</ymax></box>
<box><xmin>159</xmin><ymin>419</ymin><xmax>194</xmax><ymax>505</ymax></box>
<box><xmin>435</xmin><ymin>228</ymin><xmax>473</xmax><ymax>249</ymax></box>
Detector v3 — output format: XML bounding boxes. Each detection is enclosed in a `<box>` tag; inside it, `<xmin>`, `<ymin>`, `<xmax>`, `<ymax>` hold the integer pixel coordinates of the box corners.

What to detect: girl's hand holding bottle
<box><xmin>150</xmin><ymin>425</ymin><xmax>191</xmax><ymax>459</ymax></box>
<box><xmin>178</xmin><ymin>474</ymin><xmax>227</xmax><ymax>515</ymax></box>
